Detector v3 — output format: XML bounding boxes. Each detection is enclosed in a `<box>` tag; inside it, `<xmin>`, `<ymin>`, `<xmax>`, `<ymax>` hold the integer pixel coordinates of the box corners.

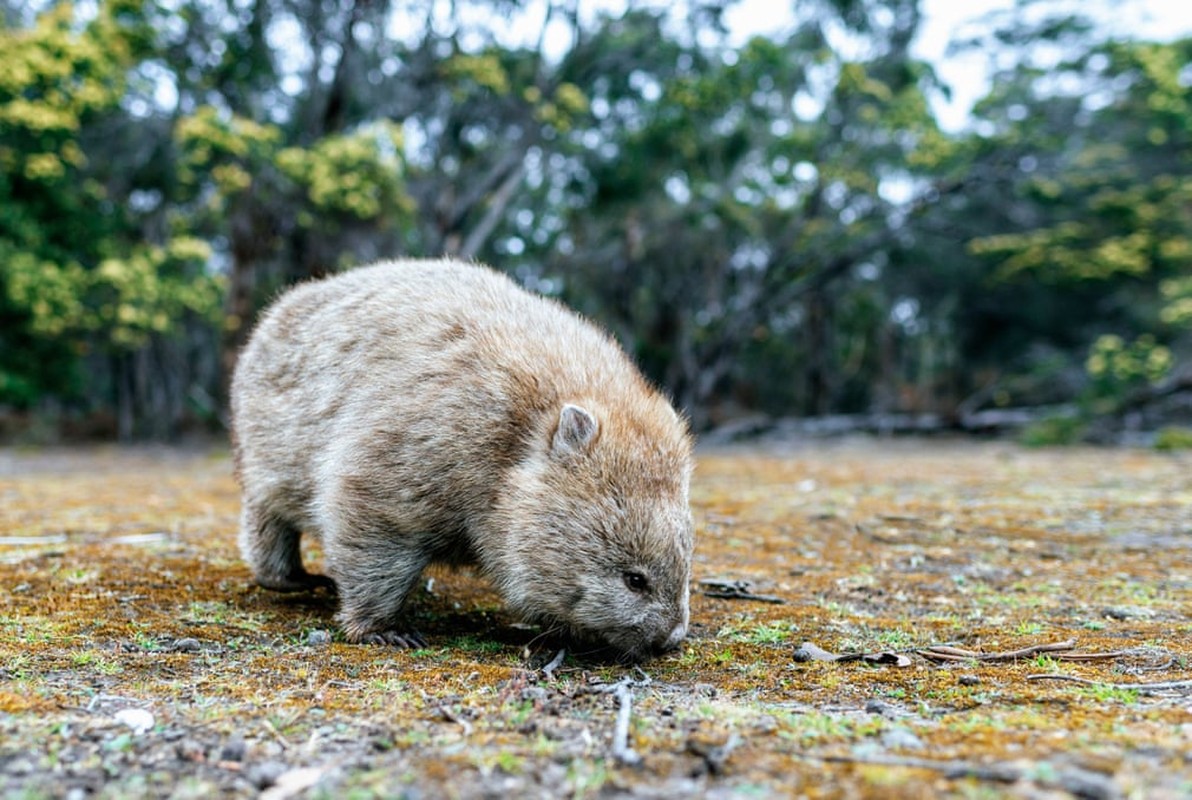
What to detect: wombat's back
<box><xmin>232</xmin><ymin>259</ymin><xmax>661</xmax><ymax>536</ymax></box>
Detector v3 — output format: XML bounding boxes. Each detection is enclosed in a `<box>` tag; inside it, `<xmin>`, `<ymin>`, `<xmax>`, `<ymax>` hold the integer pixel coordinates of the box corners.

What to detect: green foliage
<box><xmin>1161</xmin><ymin>277</ymin><xmax>1192</xmax><ymax>326</ymax></box>
<box><xmin>968</xmin><ymin>37</ymin><xmax>1192</xmax><ymax>343</ymax></box>
<box><xmin>175</xmin><ymin>105</ymin><xmax>281</xmax><ymax>195</ymax></box>
<box><xmin>88</xmin><ymin>241</ymin><xmax>225</xmax><ymax>348</ymax></box>
<box><xmin>0</xmin><ymin>1</ymin><xmax>140</xmax><ymax>405</ymax></box>
<box><xmin>1154</xmin><ymin>427</ymin><xmax>1192</xmax><ymax>451</ymax></box>
<box><xmin>1085</xmin><ymin>334</ymin><xmax>1172</xmax><ymax>407</ymax></box>
<box><xmin>276</xmin><ymin>122</ymin><xmax>412</xmax><ymax>222</ymax></box>
<box><xmin>1019</xmin><ymin>415</ymin><xmax>1087</xmax><ymax>447</ymax></box>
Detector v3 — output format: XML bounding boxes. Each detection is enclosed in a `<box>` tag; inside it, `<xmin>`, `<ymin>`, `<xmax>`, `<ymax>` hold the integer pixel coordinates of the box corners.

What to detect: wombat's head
<box><xmin>489</xmin><ymin>402</ymin><xmax>694</xmax><ymax>662</ymax></box>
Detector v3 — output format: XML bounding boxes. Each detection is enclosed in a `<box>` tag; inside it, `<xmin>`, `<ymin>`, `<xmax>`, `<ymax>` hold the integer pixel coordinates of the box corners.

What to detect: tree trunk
<box><xmin>803</xmin><ymin>287</ymin><xmax>833</xmax><ymax>416</ymax></box>
<box><xmin>221</xmin><ymin>237</ymin><xmax>257</xmax><ymax>401</ymax></box>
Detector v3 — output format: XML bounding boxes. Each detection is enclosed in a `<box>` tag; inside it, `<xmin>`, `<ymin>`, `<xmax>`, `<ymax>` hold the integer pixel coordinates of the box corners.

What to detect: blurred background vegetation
<box><xmin>2</xmin><ymin>0</ymin><xmax>1191</xmax><ymax>443</ymax></box>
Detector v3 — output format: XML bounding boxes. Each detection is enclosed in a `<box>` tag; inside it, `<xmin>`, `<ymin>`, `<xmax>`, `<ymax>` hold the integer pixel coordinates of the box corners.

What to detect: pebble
<box><xmin>172</xmin><ymin>638</ymin><xmax>201</xmax><ymax>653</ymax></box>
<box><xmin>865</xmin><ymin>699</ymin><xmax>893</xmax><ymax>716</ymax></box>
<box><xmin>114</xmin><ymin>708</ymin><xmax>155</xmax><ymax>734</ymax></box>
<box><xmin>219</xmin><ymin>737</ymin><xmax>247</xmax><ymax>762</ymax></box>
<box><xmin>306</xmin><ymin>630</ymin><xmax>332</xmax><ymax>646</ymax></box>
<box><xmin>519</xmin><ymin>686</ymin><xmax>548</xmax><ymax>703</ymax></box>
<box><xmin>881</xmin><ymin>727</ymin><xmax>925</xmax><ymax>751</ymax></box>
<box><xmin>246</xmin><ymin>761</ymin><xmax>288</xmax><ymax>790</ymax></box>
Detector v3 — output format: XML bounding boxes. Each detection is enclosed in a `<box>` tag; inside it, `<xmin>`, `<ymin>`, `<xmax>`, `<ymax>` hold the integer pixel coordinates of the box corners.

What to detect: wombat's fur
<box><xmin>231</xmin><ymin>259</ymin><xmax>694</xmax><ymax>660</ymax></box>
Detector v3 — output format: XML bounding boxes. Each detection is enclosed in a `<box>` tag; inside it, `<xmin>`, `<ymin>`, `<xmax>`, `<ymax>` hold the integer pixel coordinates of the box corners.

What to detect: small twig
<box><xmin>1052</xmin><ymin>650</ymin><xmax>1135</xmax><ymax>661</ymax></box>
<box><xmin>261</xmin><ymin>719</ymin><xmax>291</xmax><ymax>751</ymax></box>
<box><xmin>437</xmin><ymin>704</ymin><xmax>474</xmax><ymax>736</ymax></box>
<box><xmin>918</xmin><ymin>640</ymin><xmax>1077</xmax><ymax>663</ymax></box>
<box><xmin>976</xmin><ymin>639</ymin><xmax>1076</xmax><ymax>661</ymax></box>
<box><xmin>699</xmin><ymin>578</ymin><xmax>785</xmax><ymax>604</ymax></box>
<box><xmin>1026</xmin><ymin>674</ymin><xmax>1192</xmax><ymax>693</ymax></box>
<box><xmin>611</xmin><ymin>680</ymin><xmax>641</xmax><ymax>766</ymax></box>
<box><xmin>920</xmin><ymin>645</ymin><xmax>980</xmax><ymax>659</ymax></box>
<box><xmin>579</xmin><ymin>673</ymin><xmax>653</xmax><ymax>695</ymax></box>
<box><xmin>541</xmin><ymin>648</ymin><xmax>566</xmax><ymax>681</ymax></box>
<box><xmin>814</xmin><ymin>753</ymin><xmax>1022</xmax><ymax>783</ymax></box>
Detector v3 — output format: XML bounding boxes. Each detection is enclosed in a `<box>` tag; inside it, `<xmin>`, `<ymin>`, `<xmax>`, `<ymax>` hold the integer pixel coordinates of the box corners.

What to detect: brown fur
<box><xmin>230</xmin><ymin>259</ymin><xmax>694</xmax><ymax>660</ymax></box>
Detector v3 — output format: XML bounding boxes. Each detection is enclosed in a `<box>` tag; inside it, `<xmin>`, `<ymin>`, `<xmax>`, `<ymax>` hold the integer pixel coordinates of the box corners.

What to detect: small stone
<box><xmin>176</xmin><ymin>738</ymin><xmax>206</xmax><ymax>762</ymax></box>
<box><xmin>881</xmin><ymin>727</ymin><xmax>925</xmax><ymax>751</ymax></box>
<box><xmin>519</xmin><ymin>686</ymin><xmax>548</xmax><ymax>703</ymax></box>
<box><xmin>306</xmin><ymin>629</ymin><xmax>332</xmax><ymax>646</ymax></box>
<box><xmin>246</xmin><ymin>760</ymin><xmax>287</xmax><ymax>790</ymax></box>
<box><xmin>114</xmin><ymin>708</ymin><xmax>155</xmax><ymax>734</ymax></box>
<box><xmin>2</xmin><ymin>757</ymin><xmax>34</xmax><ymax>776</ymax></box>
<box><xmin>172</xmin><ymin>637</ymin><xmax>201</xmax><ymax>653</ymax></box>
<box><xmin>219</xmin><ymin>736</ymin><xmax>247</xmax><ymax>762</ymax></box>
<box><xmin>865</xmin><ymin>699</ymin><xmax>893</xmax><ymax>716</ymax></box>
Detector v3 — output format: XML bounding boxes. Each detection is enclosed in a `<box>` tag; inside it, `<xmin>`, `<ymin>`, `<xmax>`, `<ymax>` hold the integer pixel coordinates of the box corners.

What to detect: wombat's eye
<box><xmin>622</xmin><ymin>570</ymin><xmax>650</xmax><ymax>594</ymax></box>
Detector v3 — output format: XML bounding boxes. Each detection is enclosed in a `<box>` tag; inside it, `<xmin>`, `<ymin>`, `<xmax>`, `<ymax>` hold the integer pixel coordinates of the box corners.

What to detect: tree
<box><xmin>0</xmin><ymin>0</ymin><xmax>224</xmax><ymax>436</ymax></box>
<box><xmin>960</xmin><ymin>27</ymin><xmax>1192</xmax><ymax>412</ymax></box>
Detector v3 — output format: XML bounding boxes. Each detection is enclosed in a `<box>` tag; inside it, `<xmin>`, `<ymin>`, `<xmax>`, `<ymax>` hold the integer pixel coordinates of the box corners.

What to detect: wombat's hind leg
<box><xmin>239</xmin><ymin>505</ymin><xmax>335</xmax><ymax>593</ymax></box>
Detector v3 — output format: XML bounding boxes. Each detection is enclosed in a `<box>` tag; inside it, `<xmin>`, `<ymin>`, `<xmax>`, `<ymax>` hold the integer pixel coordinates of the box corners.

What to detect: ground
<box><xmin>1</xmin><ymin>439</ymin><xmax>1190</xmax><ymax>799</ymax></box>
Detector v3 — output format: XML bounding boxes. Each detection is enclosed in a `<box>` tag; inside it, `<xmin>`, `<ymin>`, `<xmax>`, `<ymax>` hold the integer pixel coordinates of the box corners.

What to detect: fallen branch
<box><xmin>1026</xmin><ymin>674</ymin><xmax>1192</xmax><ymax>694</ymax></box>
<box><xmin>699</xmin><ymin>578</ymin><xmax>785</xmax><ymax>604</ymax></box>
<box><xmin>701</xmin><ymin>404</ymin><xmax>1083</xmax><ymax>444</ymax></box>
<box><xmin>541</xmin><ymin>648</ymin><xmax>566</xmax><ymax>681</ymax></box>
<box><xmin>611</xmin><ymin>680</ymin><xmax>641</xmax><ymax>766</ymax></box>
<box><xmin>918</xmin><ymin>640</ymin><xmax>1077</xmax><ymax>662</ymax></box>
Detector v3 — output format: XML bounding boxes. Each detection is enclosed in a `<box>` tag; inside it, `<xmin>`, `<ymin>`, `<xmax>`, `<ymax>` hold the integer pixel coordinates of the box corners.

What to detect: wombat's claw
<box><xmin>256</xmin><ymin>572</ymin><xmax>337</xmax><ymax>594</ymax></box>
<box><xmin>361</xmin><ymin>630</ymin><xmax>428</xmax><ymax>648</ymax></box>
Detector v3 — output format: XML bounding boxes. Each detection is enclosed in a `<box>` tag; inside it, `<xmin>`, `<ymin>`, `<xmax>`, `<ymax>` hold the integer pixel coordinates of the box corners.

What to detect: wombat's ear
<box><xmin>552</xmin><ymin>403</ymin><xmax>599</xmax><ymax>455</ymax></box>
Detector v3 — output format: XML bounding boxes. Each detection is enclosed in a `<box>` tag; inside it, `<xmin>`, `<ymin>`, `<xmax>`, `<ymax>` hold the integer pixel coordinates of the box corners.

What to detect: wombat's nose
<box><xmin>656</xmin><ymin>622</ymin><xmax>687</xmax><ymax>654</ymax></box>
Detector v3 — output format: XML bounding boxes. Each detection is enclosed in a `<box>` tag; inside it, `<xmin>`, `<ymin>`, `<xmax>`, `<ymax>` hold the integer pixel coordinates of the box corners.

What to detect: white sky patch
<box><xmin>915</xmin><ymin>0</ymin><xmax>1192</xmax><ymax>130</ymax></box>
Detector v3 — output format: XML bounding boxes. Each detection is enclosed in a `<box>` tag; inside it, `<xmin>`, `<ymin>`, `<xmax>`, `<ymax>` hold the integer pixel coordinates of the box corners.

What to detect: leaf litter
<box><xmin>1</xmin><ymin>439</ymin><xmax>1190</xmax><ymax>798</ymax></box>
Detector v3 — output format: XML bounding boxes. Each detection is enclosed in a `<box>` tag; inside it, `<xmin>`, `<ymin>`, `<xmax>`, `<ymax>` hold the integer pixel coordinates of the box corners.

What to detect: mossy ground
<box><xmin>1</xmin><ymin>440</ymin><xmax>1190</xmax><ymax>798</ymax></box>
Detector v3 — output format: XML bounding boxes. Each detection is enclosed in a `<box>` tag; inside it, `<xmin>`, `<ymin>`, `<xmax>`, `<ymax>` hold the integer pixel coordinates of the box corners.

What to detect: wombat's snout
<box><xmin>653</xmin><ymin>621</ymin><xmax>688</xmax><ymax>655</ymax></box>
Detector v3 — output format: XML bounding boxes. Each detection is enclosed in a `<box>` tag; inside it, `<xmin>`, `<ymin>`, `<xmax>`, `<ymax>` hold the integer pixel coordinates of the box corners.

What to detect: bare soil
<box><xmin>1</xmin><ymin>439</ymin><xmax>1190</xmax><ymax>799</ymax></box>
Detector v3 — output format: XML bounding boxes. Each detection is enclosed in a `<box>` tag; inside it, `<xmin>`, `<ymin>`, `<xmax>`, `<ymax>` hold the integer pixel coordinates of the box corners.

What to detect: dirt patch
<box><xmin>2</xmin><ymin>439</ymin><xmax>1190</xmax><ymax>798</ymax></box>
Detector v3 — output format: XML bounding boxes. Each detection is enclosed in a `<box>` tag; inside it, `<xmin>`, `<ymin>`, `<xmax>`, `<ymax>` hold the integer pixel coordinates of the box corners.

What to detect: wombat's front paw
<box><xmin>356</xmin><ymin>630</ymin><xmax>428</xmax><ymax>648</ymax></box>
<box><xmin>255</xmin><ymin>571</ymin><xmax>337</xmax><ymax>594</ymax></box>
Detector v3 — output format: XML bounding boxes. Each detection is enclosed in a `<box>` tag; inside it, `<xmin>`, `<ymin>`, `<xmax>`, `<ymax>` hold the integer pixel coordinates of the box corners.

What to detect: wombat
<box><xmin>231</xmin><ymin>259</ymin><xmax>694</xmax><ymax>661</ymax></box>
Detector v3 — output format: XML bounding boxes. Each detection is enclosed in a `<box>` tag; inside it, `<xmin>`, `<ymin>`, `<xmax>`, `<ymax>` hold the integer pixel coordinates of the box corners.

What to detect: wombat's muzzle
<box><xmin>653</xmin><ymin>622</ymin><xmax>688</xmax><ymax>655</ymax></box>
